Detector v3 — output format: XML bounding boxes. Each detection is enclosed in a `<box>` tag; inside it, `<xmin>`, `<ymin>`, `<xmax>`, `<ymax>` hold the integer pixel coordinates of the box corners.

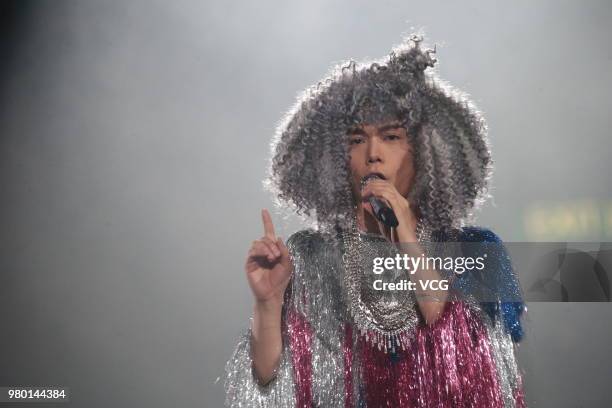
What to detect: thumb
<box><xmin>277</xmin><ymin>237</ymin><xmax>292</xmax><ymax>268</ymax></box>
<box><xmin>277</xmin><ymin>236</ymin><xmax>289</xmax><ymax>257</ymax></box>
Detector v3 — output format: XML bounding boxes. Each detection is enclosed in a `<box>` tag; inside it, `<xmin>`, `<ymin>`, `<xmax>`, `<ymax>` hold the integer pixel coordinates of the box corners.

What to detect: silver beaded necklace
<box><xmin>341</xmin><ymin>216</ymin><xmax>433</xmax><ymax>353</ymax></box>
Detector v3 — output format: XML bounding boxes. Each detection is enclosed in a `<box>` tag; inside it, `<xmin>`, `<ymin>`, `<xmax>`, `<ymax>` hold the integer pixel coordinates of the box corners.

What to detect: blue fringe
<box><xmin>447</xmin><ymin>226</ymin><xmax>525</xmax><ymax>343</ymax></box>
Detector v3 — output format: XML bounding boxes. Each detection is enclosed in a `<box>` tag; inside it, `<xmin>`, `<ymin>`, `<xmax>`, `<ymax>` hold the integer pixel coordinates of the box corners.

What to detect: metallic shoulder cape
<box><xmin>224</xmin><ymin>227</ymin><xmax>527</xmax><ymax>407</ymax></box>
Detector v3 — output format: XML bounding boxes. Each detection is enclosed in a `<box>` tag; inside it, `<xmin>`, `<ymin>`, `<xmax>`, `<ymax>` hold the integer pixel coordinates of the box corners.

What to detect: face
<box><xmin>347</xmin><ymin>120</ymin><xmax>415</xmax><ymax>204</ymax></box>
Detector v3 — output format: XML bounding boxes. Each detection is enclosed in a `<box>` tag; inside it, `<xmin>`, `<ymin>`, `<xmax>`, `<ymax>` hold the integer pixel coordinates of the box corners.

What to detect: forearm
<box><xmin>409</xmin><ymin>260</ymin><xmax>449</xmax><ymax>325</ymax></box>
<box><xmin>397</xmin><ymin>229</ymin><xmax>449</xmax><ymax>325</ymax></box>
<box><xmin>250</xmin><ymin>301</ymin><xmax>283</xmax><ymax>385</ymax></box>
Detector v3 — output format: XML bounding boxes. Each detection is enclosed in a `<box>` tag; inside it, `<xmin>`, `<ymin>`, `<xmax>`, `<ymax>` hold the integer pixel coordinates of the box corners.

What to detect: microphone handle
<box><xmin>368</xmin><ymin>196</ymin><xmax>399</xmax><ymax>227</ymax></box>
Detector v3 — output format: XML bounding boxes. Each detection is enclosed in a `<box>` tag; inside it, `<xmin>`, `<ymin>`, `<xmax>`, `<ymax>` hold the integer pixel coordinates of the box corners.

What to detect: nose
<box><xmin>367</xmin><ymin>136</ymin><xmax>382</xmax><ymax>164</ymax></box>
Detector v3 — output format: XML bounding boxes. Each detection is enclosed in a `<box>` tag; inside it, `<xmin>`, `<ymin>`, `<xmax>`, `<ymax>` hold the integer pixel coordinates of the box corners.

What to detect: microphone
<box><xmin>361</xmin><ymin>174</ymin><xmax>399</xmax><ymax>228</ymax></box>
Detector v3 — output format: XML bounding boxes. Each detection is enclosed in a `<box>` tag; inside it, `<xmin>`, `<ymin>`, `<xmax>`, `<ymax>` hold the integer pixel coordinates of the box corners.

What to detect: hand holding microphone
<box><xmin>361</xmin><ymin>173</ymin><xmax>399</xmax><ymax>228</ymax></box>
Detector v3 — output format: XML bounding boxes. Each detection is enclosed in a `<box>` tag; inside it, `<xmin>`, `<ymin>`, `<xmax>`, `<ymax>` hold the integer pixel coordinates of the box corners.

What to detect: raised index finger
<box><xmin>261</xmin><ymin>208</ymin><xmax>277</xmax><ymax>240</ymax></box>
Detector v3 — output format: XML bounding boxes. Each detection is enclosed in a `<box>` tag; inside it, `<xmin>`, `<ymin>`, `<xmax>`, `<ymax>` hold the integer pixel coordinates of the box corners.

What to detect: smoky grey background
<box><xmin>0</xmin><ymin>0</ymin><xmax>610</xmax><ymax>407</ymax></box>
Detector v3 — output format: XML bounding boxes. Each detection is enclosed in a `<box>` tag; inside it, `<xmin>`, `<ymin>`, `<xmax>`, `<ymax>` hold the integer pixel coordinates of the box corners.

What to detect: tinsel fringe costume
<box><xmin>224</xmin><ymin>226</ymin><xmax>526</xmax><ymax>407</ymax></box>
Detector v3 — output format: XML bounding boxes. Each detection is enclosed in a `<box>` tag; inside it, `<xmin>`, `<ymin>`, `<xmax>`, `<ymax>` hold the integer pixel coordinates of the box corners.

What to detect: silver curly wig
<box><xmin>265</xmin><ymin>34</ymin><xmax>493</xmax><ymax>233</ymax></box>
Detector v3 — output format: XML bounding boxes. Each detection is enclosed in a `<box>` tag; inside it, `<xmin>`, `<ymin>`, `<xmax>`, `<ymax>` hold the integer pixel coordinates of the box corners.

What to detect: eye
<box><xmin>349</xmin><ymin>137</ymin><xmax>364</xmax><ymax>145</ymax></box>
<box><xmin>384</xmin><ymin>134</ymin><xmax>401</xmax><ymax>141</ymax></box>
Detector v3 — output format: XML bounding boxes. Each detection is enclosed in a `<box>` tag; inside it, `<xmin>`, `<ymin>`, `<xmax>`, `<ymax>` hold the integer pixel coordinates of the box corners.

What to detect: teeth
<box><xmin>361</xmin><ymin>173</ymin><xmax>384</xmax><ymax>187</ymax></box>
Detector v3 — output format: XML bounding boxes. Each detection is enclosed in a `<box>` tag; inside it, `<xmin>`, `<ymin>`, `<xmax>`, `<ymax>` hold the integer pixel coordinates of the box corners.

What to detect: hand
<box><xmin>361</xmin><ymin>179</ymin><xmax>418</xmax><ymax>242</ymax></box>
<box><xmin>245</xmin><ymin>209</ymin><xmax>293</xmax><ymax>309</ymax></box>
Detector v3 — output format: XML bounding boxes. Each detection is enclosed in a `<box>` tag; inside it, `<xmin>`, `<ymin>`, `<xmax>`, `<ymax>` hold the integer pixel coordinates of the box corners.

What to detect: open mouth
<box><xmin>360</xmin><ymin>172</ymin><xmax>386</xmax><ymax>187</ymax></box>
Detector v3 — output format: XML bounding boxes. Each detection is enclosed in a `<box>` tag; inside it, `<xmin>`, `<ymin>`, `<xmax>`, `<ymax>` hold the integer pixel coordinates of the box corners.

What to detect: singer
<box><xmin>225</xmin><ymin>34</ymin><xmax>526</xmax><ymax>407</ymax></box>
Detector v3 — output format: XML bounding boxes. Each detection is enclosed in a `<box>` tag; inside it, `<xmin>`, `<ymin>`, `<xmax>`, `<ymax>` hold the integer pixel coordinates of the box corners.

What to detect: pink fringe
<box><xmin>287</xmin><ymin>302</ymin><xmax>523</xmax><ymax>407</ymax></box>
<box><xmin>287</xmin><ymin>308</ymin><xmax>313</xmax><ymax>408</ymax></box>
<box><xmin>358</xmin><ymin>302</ymin><xmax>507</xmax><ymax>407</ymax></box>
<box><xmin>344</xmin><ymin>323</ymin><xmax>354</xmax><ymax>408</ymax></box>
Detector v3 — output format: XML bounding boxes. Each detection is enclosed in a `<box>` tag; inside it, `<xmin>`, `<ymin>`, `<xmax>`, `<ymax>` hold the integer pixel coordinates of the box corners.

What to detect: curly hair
<box><xmin>265</xmin><ymin>34</ymin><xmax>493</xmax><ymax>233</ymax></box>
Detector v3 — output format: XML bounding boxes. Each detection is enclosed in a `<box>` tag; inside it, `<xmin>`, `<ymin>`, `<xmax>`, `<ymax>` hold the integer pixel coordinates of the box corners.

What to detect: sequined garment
<box><xmin>224</xmin><ymin>226</ymin><xmax>526</xmax><ymax>407</ymax></box>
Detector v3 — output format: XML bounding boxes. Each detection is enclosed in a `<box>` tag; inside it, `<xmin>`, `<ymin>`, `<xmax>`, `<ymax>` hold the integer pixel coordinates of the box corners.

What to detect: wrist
<box><xmin>255</xmin><ymin>297</ymin><xmax>284</xmax><ymax>313</ymax></box>
<box><xmin>395</xmin><ymin>210</ymin><xmax>418</xmax><ymax>242</ymax></box>
<box><xmin>253</xmin><ymin>300</ymin><xmax>283</xmax><ymax>329</ymax></box>
<box><xmin>396</xmin><ymin>225</ymin><xmax>417</xmax><ymax>243</ymax></box>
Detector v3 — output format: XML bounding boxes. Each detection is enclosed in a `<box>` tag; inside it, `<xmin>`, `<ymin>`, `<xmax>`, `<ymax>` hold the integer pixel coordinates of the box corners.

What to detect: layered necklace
<box><xmin>341</xmin><ymin>216</ymin><xmax>433</xmax><ymax>353</ymax></box>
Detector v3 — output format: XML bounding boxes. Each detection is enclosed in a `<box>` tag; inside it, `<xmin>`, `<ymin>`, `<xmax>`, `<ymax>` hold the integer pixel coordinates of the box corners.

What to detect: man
<box><xmin>225</xmin><ymin>34</ymin><xmax>526</xmax><ymax>407</ymax></box>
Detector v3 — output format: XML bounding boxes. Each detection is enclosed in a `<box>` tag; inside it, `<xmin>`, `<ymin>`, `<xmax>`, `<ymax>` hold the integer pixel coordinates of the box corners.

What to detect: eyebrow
<box><xmin>347</xmin><ymin>123</ymin><xmax>405</xmax><ymax>135</ymax></box>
